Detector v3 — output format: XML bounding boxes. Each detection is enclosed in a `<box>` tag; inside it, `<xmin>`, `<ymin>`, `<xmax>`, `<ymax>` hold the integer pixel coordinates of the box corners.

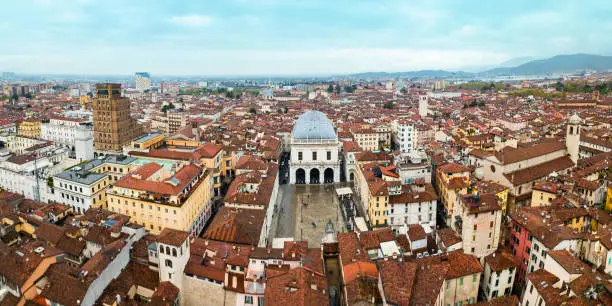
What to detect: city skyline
<box><xmin>2</xmin><ymin>0</ymin><xmax>612</xmax><ymax>75</ymax></box>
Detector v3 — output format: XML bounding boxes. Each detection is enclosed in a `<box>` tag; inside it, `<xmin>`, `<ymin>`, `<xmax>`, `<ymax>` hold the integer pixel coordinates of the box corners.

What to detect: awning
<box><xmin>335</xmin><ymin>187</ymin><xmax>353</xmax><ymax>196</ymax></box>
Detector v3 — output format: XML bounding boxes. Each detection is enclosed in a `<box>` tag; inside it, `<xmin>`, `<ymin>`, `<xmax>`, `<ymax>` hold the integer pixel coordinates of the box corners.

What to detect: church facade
<box><xmin>289</xmin><ymin>110</ymin><xmax>340</xmax><ymax>184</ymax></box>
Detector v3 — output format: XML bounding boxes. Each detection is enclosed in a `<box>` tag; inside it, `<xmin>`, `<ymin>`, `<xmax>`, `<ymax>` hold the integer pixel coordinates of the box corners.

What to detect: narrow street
<box><xmin>269</xmin><ymin>183</ymin><xmax>296</xmax><ymax>239</ymax></box>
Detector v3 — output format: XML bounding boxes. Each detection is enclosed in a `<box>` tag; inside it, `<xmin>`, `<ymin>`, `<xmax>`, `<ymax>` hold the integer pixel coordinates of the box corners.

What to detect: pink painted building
<box><xmin>508</xmin><ymin>211</ymin><xmax>533</xmax><ymax>291</ymax></box>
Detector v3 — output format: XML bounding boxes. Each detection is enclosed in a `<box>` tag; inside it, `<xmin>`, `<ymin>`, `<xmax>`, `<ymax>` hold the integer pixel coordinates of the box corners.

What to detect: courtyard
<box><xmin>271</xmin><ymin>184</ymin><xmax>346</xmax><ymax>247</ymax></box>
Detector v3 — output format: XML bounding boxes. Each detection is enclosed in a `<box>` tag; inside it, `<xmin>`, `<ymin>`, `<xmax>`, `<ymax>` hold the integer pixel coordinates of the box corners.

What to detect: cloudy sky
<box><xmin>1</xmin><ymin>0</ymin><xmax>610</xmax><ymax>76</ymax></box>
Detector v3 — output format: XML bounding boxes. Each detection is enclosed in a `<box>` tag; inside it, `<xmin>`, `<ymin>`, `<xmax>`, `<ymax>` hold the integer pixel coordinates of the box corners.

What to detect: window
<box><xmin>165</xmin><ymin>259</ymin><xmax>173</xmax><ymax>268</ymax></box>
<box><xmin>472</xmin><ymin>274</ymin><xmax>477</xmax><ymax>282</ymax></box>
<box><xmin>244</xmin><ymin>296</ymin><xmax>253</xmax><ymax>304</ymax></box>
<box><xmin>327</xmin><ymin>151</ymin><xmax>331</xmax><ymax>160</ymax></box>
<box><xmin>312</xmin><ymin>152</ymin><xmax>317</xmax><ymax>160</ymax></box>
<box><xmin>473</xmin><ymin>224</ymin><xmax>477</xmax><ymax>230</ymax></box>
<box><xmin>490</xmin><ymin>221</ymin><xmax>494</xmax><ymax>228</ymax></box>
<box><xmin>459</xmin><ymin>277</ymin><xmax>463</xmax><ymax>285</ymax></box>
<box><xmin>298</xmin><ymin>152</ymin><xmax>302</xmax><ymax>161</ymax></box>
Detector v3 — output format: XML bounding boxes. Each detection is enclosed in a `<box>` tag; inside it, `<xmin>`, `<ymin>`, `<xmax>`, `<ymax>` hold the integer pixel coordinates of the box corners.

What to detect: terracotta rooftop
<box><xmin>157</xmin><ymin>228</ymin><xmax>188</xmax><ymax>247</ymax></box>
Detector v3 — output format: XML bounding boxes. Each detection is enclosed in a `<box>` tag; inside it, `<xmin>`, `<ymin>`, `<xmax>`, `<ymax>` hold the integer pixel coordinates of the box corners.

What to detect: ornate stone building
<box><xmin>290</xmin><ymin>110</ymin><xmax>340</xmax><ymax>184</ymax></box>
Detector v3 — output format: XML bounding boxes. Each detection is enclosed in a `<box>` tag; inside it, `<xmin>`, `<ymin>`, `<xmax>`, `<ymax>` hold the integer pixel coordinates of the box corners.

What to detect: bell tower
<box><xmin>566</xmin><ymin>113</ymin><xmax>581</xmax><ymax>164</ymax></box>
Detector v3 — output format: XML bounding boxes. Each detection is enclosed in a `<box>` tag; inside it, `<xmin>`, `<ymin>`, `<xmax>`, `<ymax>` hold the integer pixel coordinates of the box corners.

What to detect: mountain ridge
<box><xmin>343</xmin><ymin>54</ymin><xmax>612</xmax><ymax>78</ymax></box>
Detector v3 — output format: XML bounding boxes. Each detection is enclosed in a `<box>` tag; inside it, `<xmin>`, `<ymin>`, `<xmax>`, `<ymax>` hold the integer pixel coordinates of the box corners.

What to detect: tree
<box><xmin>400</xmin><ymin>87</ymin><xmax>408</xmax><ymax>94</ymax></box>
<box><xmin>383</xmin><ymin>101</ymin><xmax>394</xmax><ymax>109</ymax></box>
<box><xmin>478</xmin><ymin>101</ymin><xmax>485</xmax><ymax>107</ymax></box>
<box><xmin>327</xmin><ymin>84</ymin><xmax>334</xmax><ymax>93</ymax></box>
<box><xmin>248</xmin><ymin>108</ymin><xmax>257</xmax><ymax>114</ymax></box>
<box><xmin>162</xmin><ymin>103</ymin><xmax>175</xmax><ymax>114</ymax></box>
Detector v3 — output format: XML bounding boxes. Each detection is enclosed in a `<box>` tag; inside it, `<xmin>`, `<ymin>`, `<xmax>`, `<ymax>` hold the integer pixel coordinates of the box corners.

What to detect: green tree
<box><xmin>248</xmin><ymin>108</ymin><xmax>257</xmax><ymax>114</ymax></box>
<box><xmin>478</xmin><ymin>101</ymin><xmax>485</xmax><ymax>107</ymax></box>
<box><xmin>383</xmin><ymin>101</ymin><xmax>394</xmax><ymax>109</ymax></box>
<box><xmin>162</xmin><ymin>103</ymin><xmax>175</xmax><ymax>114</ymax></box>
<box><xmin>327</xmin><ymin>84</ymin><xmax>334</xmax><ymax>93</ymax></box>
<box><xmin>400</xmin><ymin>87</ymin><xmax>408</xmax><ymax>94</ymax></box>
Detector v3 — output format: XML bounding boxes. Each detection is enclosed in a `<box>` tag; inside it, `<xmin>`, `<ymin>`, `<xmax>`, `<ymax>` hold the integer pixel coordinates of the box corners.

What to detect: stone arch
<box><xmin>310</xmin><ymin>168</ymin><xmax>320</xmax><ymax>184</ymax></box>
<box><xmin>324</xmin><ymin>168</ymin><xmax>334</xmax><ymax>184</ymax></box>
<box><xmin>296</xmin><ymin>168</ymin><xmax>306</xmax><ymax>184</ymax></box>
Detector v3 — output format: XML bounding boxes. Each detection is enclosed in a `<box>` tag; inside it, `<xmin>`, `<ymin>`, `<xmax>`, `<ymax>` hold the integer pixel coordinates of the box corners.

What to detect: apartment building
<box><xmin>106</xmin><ymin>162</ymin><xmax>212</xmax><ymax>235</ymax></box>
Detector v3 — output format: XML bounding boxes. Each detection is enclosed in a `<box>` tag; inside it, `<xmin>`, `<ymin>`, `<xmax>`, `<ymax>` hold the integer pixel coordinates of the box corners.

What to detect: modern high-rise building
<box><xmin>92</xmin><ymin>83</ymin><xmax>143</xmax><ymax>153</ymax></box>
<box><xmin>135</xmin><ymin>72</ymin><xmax>151</xmax><ymax>92</ymax></box>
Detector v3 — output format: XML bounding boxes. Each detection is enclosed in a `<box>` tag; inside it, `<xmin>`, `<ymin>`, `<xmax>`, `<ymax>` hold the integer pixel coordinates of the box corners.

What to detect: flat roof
<box><xmin>133</xmin><ymin>133</ymin><xmax>163</xmax><ymax>143</ymax></box>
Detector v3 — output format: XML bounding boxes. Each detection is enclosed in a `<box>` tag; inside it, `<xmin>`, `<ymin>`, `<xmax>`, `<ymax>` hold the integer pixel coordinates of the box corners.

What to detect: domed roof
<box><xmin>292</xmin><ymin>110</ymin><xmax>337</xmax><ymax>140</ymax></box>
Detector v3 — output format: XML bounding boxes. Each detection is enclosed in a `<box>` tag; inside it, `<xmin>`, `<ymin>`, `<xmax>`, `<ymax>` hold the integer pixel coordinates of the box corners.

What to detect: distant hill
<box><xmin>346</xmin><ymin>69</ymin><xmax>474</xmax><ymax>79</ymax></box>
<box><xmin>343</xmin><ymin>54</ymin><xmax>612</xmax><ymax>79</ymax></box>
<box><xmin>495</xmin><ymin>56</ymin><xmax>536</xmax><ymax>68</ymax></box>
<box><xmin>485</xmin><ymin>54</ymin><xmax>612</xmax><ymax>75</ymax></box>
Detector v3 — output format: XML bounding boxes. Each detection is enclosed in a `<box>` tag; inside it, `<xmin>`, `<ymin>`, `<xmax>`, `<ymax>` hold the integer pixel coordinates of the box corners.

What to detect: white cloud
<box><xmin>168</xmin><ymin>15</ymin><xmax>214</xmax><ymax>27</ymax></box>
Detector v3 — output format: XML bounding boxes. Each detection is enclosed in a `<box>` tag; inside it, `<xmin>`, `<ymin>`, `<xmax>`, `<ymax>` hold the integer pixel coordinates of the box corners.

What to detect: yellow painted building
<box><xmin>106</xmin><ymin>163</ymin><xmax>212</xmax><ymax>235</ymax></box>
<box><xmin>436</xmin><ymin>163</ymin><xmax>471</xmax><ymax>218</ymax></box>
<box><xmin>128</xmin><ymin>143</ymin><xmax>224</xmax><ymax>197</ymax></box>
<box><xmin>128</xmin><ymin>132</ymin><xmax>165</xmax><ymax>151</ymax></box>
<box><xmin>221</xmin><ymin>150</ymin><xmax>237</xmax><ymax>180</ymax></box>
<box><xmin>474</xmin><ymin>181</ymin><xmax>509</xmax><ymax>215</ymax></box>
<box><xmin>530</xmin><ymin>182</ymin><xmax>560</xmax><ymax>207</ymax></box>
<box><xmin>367</xmin><ymin>182</ymin><xmax>389</xmax><ymax>227</ymax></box>
<box><xmin>18</xmin><ymin>119</ymin><xmax>41</xmax><ymax>138</ymax></box>
<box><xmin>355</xmin><ymin>163</ymin><xmax>396</xmax><ymax>227</ymax></box>
<box><xmin>605</xmin><ymin>186</ymin><xmax>612</xmax><ymax>212</ymax></box>
<box><xmin>166</xmin><ymin>138</ymin><xmax>201</xmax><ymax>149</ymax></box>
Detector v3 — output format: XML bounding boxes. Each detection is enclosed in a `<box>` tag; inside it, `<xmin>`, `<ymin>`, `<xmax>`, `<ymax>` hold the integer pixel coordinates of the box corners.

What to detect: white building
<box><xmin>41</xmin><ymin>117</ymin><xmax>92</xmax><ymax>149</ymax></box>
<box><xmin>135</xmin><ymin>72</ymin><xmax>152</xmax><ymax>92</ymax></box>
<box><xmin>395</xmin><ymin>151</ymin><xmax>431</xmax><ymax>184</ymax></box>
<box><xmin>392</xmin><ymin>119</ymin><xmax>418</xmax><ymax>155</ymax></box>
<box><xmin>0</xmin><ymin>146</ymin><xmax>70</xmax><ymax>203</ymax></box>
<box><xmin>53</xmin><ymin>158</ymin><xmax>111</xmax><ymax>214</ymax></box>
<box><xmin>480</xmin><ymin>249</ymin><xmax>519</xmax><ymax>301</ymax></box>
<box><xmin>452</xmin><ymin>193</ymin><xmax>503</xmax><ymax>258</ymax></box>
<box><xmin>290</xmin><ymin>111</ymin><xmax>340</xmax><ymax>184</ymax></box>
<box><xmin>75</xmin><ymin>127</ymin><xmax>94</xmax><ymax>162</ymax></box>
<box><xmin>418</xmin><ymin>94</ymin><xmax>428</xmax><ymax>117</ymax></box>
<box><xmin>388</xmin><ymin>187</ymin><xmax>437</xmax><ymax>232</ymax></box>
